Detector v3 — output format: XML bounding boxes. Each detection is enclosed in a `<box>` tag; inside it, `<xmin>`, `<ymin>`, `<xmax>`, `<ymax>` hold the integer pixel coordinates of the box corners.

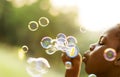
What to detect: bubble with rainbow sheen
<box><xmin>26</xmin><ymin>57</ymin><xmax>50</xmax><ymax>77</ymax></box>
<box><xmin>55</xmin><ymin>38</ymin><xmax>67</xmax><ymax>51</ymax></box>
<box><xmin>56</xmin><ymin>33</ymin><xmax>66</xmax><ymax>39</ymax></box>
<box><xmin>88</xmin><ymin>74</ymin><xmax>97</xmax><ymax>77</ymax></box>
<box><xmin>65</xmin><ymin>61</ymin><xmax>72</xmax><ymax>69</ymax></box>
<box><xmin>38</xmin><ymin>17</ymin><xmax>49</xmax><ymax>27</ymax></box>
<box><xmin>45</xmin><ymin>46</ymin><xmax>57</xmax><ymax>55</ymax></box>
<box><xmin>28</xmin><ymin>21</ymin><xmax>39</xmax><ymax>31</ymax></box>
<box><xmin>66</xmin><ymin>45</ymin><xmax>79</xmax><ymax>58</ymax></box>
<box><xmin>41</xmin><ymin>37</ymin><xmax>52</xmax><ymax>49</ymax></box>
<box><xmin>66</xmin><ymin>36</ymin><xmax>77</xmax><ymax>46</ymax></box>
<box><xmin>104</xmin><ymin>48</ymin><xmax>117</xmax><ymax>61</ymax></box>
<box><xmin>22</xmin><ymin>45</ymin><xmax>29</xmax><ymax>53</ymax></box>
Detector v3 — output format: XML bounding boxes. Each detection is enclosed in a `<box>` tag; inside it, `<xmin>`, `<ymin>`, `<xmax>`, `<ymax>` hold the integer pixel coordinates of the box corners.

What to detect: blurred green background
<box><xmin>0</xmin><ymin>0</ymin><xmax>102</xmax><ymax>77</ymax></box>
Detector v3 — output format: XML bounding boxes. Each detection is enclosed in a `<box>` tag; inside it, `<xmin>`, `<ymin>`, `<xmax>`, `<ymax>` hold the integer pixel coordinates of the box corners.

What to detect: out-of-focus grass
<box><xmin>0</xmin><ymin>43</ymin><xmax>64</xmax><ymax>77</ymax></box>
<box><xmin>0</xmin><ymin>43</ymin><xmax>88</xmax><ymax>77</ymax></box>
<box><xmin>0</xmin><ymin>44</ymin><xmax>29</xmax><ymax>77</ymax></box>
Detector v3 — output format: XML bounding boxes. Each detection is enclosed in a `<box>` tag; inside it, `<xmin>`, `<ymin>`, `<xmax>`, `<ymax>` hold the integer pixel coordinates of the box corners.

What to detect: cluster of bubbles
<box><xmin>28</xmin><ymin>17</ymin><xmax>49</xmax><ymax>31</ymax></box>
<box><xmin>26</xmin><ymin>57</ymin><xmax>50</xmax><ymax>77</ymax></box>
<box><xmin>40</xmin><ymin>33</ymin><xmax>80</xmax><ymax>58</ymax></box>
<box><xmin>104</xmin><ymin>48</ymin><xmax>117</xmax><ymax>61</ymax></box>
<box><xmin>88</xmin><ymin>74</ymin><xmax>97</xmax><ymax>77</ymax></box>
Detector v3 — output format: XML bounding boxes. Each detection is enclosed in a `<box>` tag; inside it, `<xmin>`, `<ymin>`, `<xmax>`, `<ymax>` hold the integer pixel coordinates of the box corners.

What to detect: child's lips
<box><xmin>82</xmin><ymin>56</ymin><xmax>87</xmax><ymax>63</ymax></box>
<box><xmin>82</xmin><ymin>50</ymin><xmax>90</xmax><ymax>63</ymax></box>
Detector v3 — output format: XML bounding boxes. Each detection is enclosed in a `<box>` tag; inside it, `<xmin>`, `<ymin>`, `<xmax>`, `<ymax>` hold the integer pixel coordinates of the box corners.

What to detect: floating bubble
<box><xmin>80</xmin><ymin>26</ymin><xmax>86</xmax><ymax>33</ymax></box>
<box><xmin>26</xmin><ymin>57</ymin><xmax>50</xmax><ymax>77</ymax></box>
<box><xmin>45</xmin><ymin>46</ymin><xmax>57</xmax><ymax>55</ymax></box>
<box><xmin>38</xmin><ymin>17</ymin><xmax>49</xmax><ymax>27</ymax></box>
<box><xmin>65</xmin><ymin>61</ymin><xmax>72</xmax><ymax>69</ymax></box>
<box><xmin>28</xmin><ymin>21</ymin><xmax>39</xmax><ymax>31</ymax></box>
<box><xmin>56</xmin><ymin>33</ymin><xmax>66</xmax><ymax>39</ymax></box>
<box><xmin>22</xmin><ymin>45</ymin><xmax>29</xmax><ymax>53</ymax></box>
<box><xmin>55</xmin><ymin>38</ymin><xmax>67</xmax><ymax>51</ymax></box>
<box><xmin>66</xmin><ymin>45</ymin><xmax>79</xmax><ymax>58</ymax></box>
<box><xmin>104</xmin><ymin>48</ymin><xmax>117</xmax><ymax>61</ymax></box>
<box><xmin>66</xmin><ymin>36</ymin><xmax>77</xmax><ymax>45</ymax></box>
<box><xmin>88</xmin><ymin>74</ymin><xmax>97</xmax><ymax>77</ymax></box>
<box><xmin>41</xmin><ymin>37</ymin><xmax>52</xmax><ymax>49</ymax></box>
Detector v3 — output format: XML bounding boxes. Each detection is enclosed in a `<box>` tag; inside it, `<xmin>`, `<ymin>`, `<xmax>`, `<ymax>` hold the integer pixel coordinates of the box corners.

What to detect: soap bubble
<box><xmin>66</xmin><ymin>36</ymin><xmax>77</xmax><ymax>45</ymax></box>
<box><xmin>88</xmin><ymin>74</ymin><xmax>97</xmax><ymax>77</ymax></box>
<box><xmin>22</xmin><ymin>45</ymin><xmax>29</xmax><ymax>53</ymax></box>
<box><xmin>45</xmin><ymin>46</ymin><xmax>57</xmax><ymax>55</ymax></box>
<box><xmin>66</xmin><ymin>45</ymin><xmax>79</xmax><ymax>58</ymax></box>
<box><xmin>28</xmin><ymin>21</ymin><xmax>39</xmax><ymax>31</ymax></box>
<box><xmin>65</xmin><ymin>61</ymin><xmax>72</xmax><ymax>69</ymax></box>
<box><xmin>55</xmin><ymin>38</ymin><xmax>67</xmax><ymax>51</ymax></box>
<box><xmin>104</xmin><ymin>48</ymin><xmax>117</xmax><ymax>61</ymax></box>
<box><xmin>80</xmin><ymin>26</ymin><xmax>86</xmax><ymax>33</ymax></box>
<box><xmin>41</xmin><ymin>37</ymin><xmax>52</xmax><ymax>49</ymax></box>
<box><xmin>38</xmin><ymin>17</ymin><xmax>49</xmax><ymax>27</ymax></box>
<box><xmin>56</xmin><ymin>33</ymin><xmax>66</xmax><ymax>39</ymax></box>
<box><xmin>26</xmin><ymin>57</ymin><xmax>50</xmax><ymax>77</ymax></box>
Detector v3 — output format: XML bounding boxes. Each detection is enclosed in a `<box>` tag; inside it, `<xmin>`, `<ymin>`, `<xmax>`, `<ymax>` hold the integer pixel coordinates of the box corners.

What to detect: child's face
<box><xmin>83</xmin><ymin>25</ymin><xmax>120</xmax><ymax>75</ymax></box>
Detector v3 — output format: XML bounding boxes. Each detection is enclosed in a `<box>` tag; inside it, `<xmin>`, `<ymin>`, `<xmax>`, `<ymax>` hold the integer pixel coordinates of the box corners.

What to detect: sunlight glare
<box><xmin>50</xmin><ymin>0</ymin><xmax>120</xmax><ymax>32</ymax></box>
<box><xmin>78</xmin><ymin>0</ymin><xmax>120</xmax><ymax>31</ymax></box>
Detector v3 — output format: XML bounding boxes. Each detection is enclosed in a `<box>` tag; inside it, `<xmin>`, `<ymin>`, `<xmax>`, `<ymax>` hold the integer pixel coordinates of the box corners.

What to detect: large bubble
<box><xmin>38</xmin><ymin>17</ymin><xmax>49</xmax><ymax>27</ymax></box>
<box><xmin>40</xmin><ymin>37</ymin><xmax>52</xmax><ymax>49</ymax></box>
<box><xmin>88</xmin><ymin>74</ymin><xmax>97</xmax><ymax>77</ymax></box>
<box><xmin>65</xmin><ymin>61</ymin><xmax>72</xmax><ymax>69</ymax></box>
<box><xmin>26</xmin><ymin>57</ymin><xmax>50</xmax><ymax>77</ymax></box>
<box><xmin>66</xmin><ymin>45</ymin><xmax>79</xmax><ymax>58</ymax></box>
<box><xmin>28</xmin><ymin>21</ymin><xmax>39</xmax><ymax>31</ymax></box>
<box><xmin>104</xmin><ymin>48</ymin><xmax>117</xmax><ymax>61</ymax></box>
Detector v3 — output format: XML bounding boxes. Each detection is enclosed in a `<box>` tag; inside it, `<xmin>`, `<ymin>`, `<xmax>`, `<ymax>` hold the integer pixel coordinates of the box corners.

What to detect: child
<box><xmin>62</xmin><ymin>24</ymin><xmax>120</xmax><ymax>77</ymax></box>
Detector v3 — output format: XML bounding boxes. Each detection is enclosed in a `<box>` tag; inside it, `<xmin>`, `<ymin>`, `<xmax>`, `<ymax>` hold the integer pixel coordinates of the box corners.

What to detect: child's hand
<box><xmin>61</xmin><ymin>52</ymin><xmax>82</xmax><ymax>77</ymax></box>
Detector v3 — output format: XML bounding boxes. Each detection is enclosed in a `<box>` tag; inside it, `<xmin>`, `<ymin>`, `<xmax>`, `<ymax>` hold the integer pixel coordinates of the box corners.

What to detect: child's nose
<box><xmin>89</xmin><ymin>44</ymin><xmax>96</xmax><ymax>51</ymax></box>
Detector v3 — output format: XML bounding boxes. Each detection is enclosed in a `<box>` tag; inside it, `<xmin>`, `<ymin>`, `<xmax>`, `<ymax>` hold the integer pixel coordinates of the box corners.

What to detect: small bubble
<box><xmin>45</xmin><ymin>46</ymin><xmax>57</xmax><ymax>55</ymax></box>
<box><xmin>56</xmin><ymin>33</ymin><xmax>66</xmax><ymax>39</ymax></box>
<box><xmin>65</xmin><ymin>61</ymin><xmax>72</xmax><ymax>69</ymax></box>
<box><xmin>38</xmin><ymin>17</ymin><xmax>49</xmax><ymax>27</ymax></box>
<box><xmin>66</xmin><ymin>36</ymin><xmax>77</xmax><ymax>45</ymax></box>
<box><xmin>104</xmin><ymin>48</ymin><xmax>117</xmax><ymax>61</ymax></box>
<box><xmin>41</xmin><ymin>37</ymin><xmax>52</xmax><ymax>49</ymax></box>
<box><xmin>28</xmin><ymin>21</ymin><xmax>39</xmax><ymax>31</ymax></box>
<box><xmin>88</xmin><ymin>74</ymin><xmax>97</xmax><ymax>77</ymax></box>
<box><xmin>22</xmin><ymin>45</ymin><xmax>29</xmax><ymax>53</ymax></box>
<box><xmin>26</xmin><ymin>57</ymin><xmax>50</xmax><ymax>77</ymax></box>
<box><xmin>80</xmin><ymin>26</ymin><xmax>86</xmax><ymax>33</ymax></box>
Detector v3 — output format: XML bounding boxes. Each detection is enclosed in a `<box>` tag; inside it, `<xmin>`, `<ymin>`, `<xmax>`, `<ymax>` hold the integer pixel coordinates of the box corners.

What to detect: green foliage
<box><xmin>0</xmin><ymin>0</ymin><xmax>100</xmax><ymax>77</ymax></box>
